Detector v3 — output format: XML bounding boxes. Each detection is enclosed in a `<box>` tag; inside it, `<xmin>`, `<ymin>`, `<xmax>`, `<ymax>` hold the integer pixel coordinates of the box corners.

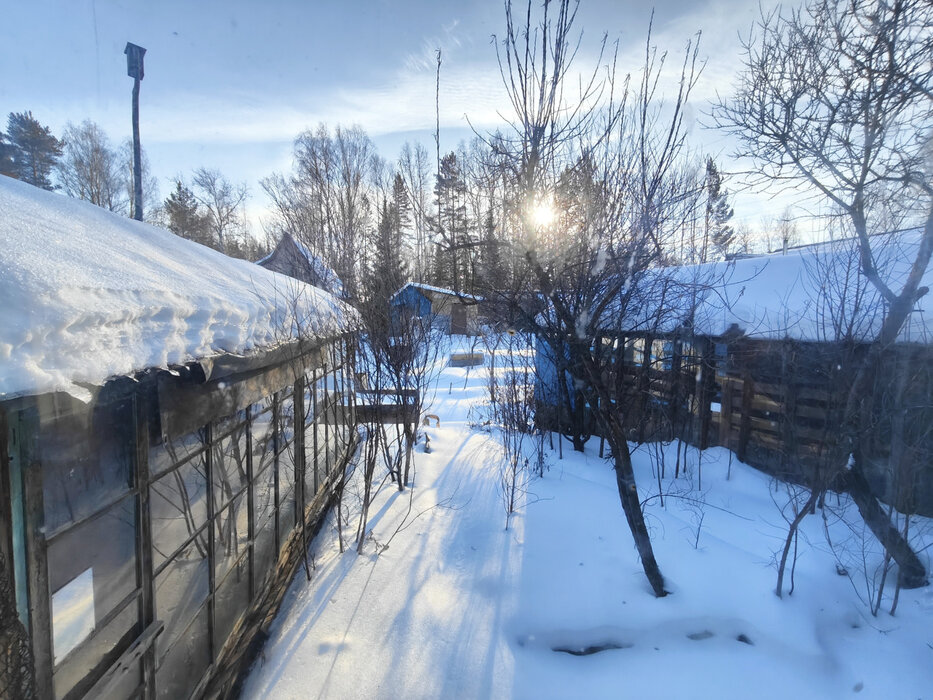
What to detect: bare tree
<box><xmin>191</xmin><ymin>167</ymin><xmax>249</xmax><ymax>254</ymax></box>
<box><xmin>119</xmin><ymin>138</ymin><xmax>160</xmax><ymax>222</ymax></box>
<box><xmin>714</xmin><ymin>0</ymin><xmax>932</xmax><ymax>588</ymax></box>
<box><xmin>478</xmin><ymin>0</ymin><xmax>708</xmax><ymax>598</ymax></box>
<box><xmin>263</xmin><ymin>124</ymin><xmax>378</xmax><ymax>300</ymax></box>
<box><xmin>481</xmin><ymin>328</ymin><xmax>538</xmax><ymax>528</ymax></box>
<box><xmin>398</xmin><ymin>141</ymin><xmax>434</xmax><ymax>282</ymax></box>
<box><xmin>58</xmin><ymin>120</ymin><xmax>126</xmax><ymax>212</ymax></box>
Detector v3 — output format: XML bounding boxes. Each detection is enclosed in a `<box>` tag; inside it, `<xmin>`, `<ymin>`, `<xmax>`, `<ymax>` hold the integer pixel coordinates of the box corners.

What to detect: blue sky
<box><xmin>2</xmin><ymin>0</ymin><xmax>805</xmax><ymax>234</ymax></box>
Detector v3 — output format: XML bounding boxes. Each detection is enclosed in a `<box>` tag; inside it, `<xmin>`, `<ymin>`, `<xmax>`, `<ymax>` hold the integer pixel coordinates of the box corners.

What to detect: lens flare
<box><xmin>530</xmin><ymin>201</ymin><xmax>555</xmax><ymax>227</ymax></box>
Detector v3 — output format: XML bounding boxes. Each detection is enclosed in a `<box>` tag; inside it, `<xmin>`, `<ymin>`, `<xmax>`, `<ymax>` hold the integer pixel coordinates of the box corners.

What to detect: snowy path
<box><xmin>243</xmin><ymin>344</ymin><xmax>933</xmax><ymax>700</ymax></box>
<box><xmin>242</xmin><ymin>357</ymin><xmax>524</xmax><ymax>699</ymax></box>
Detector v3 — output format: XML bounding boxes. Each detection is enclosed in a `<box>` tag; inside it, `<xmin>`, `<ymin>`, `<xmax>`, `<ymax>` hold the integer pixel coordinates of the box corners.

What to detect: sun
<box><xmin>530</xmin><ymin>200</ymin><xmax>556</xmax><ymax>227</ymax></box>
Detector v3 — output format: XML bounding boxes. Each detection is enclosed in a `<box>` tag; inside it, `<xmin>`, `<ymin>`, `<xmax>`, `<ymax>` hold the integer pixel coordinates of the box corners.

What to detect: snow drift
<box><xmin>0</xmin><ymin>176</ymin><xmax>357</xmax><ymax>400</ymax></box>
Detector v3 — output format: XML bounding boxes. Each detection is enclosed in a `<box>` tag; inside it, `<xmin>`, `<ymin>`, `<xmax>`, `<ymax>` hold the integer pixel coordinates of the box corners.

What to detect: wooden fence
<box><xmin>539</xmin><ymin>330</ymin><xmax>933</xmax><ymax>516</ymax></box>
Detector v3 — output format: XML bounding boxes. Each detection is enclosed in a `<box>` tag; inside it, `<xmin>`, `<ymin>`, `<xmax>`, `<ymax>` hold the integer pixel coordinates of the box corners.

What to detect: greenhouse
<box><xmin>0</xmin><ymin>177</ymin><xmax>358</xmax><ymax>700</ymax></box>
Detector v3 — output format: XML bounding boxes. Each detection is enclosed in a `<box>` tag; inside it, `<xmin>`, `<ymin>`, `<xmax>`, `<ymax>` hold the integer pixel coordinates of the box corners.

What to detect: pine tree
<box><xmin>392</xmin><ymin>173</ymin><xmax>411</xmax><ymax>241</ymax></box>
<box><xmin>370</xmin><ymin>198</ymin><xmax>406</xmax><ymax>303</ymax></box>
<box><xmin>164</xmin><ymin>181</ymin><xmax>213</xmax><ymax>247</ymax></box>
<box><xmin>479</xmin><ymin>208</ymin><xmax>507</xmax><ymax>291</ymax></box>
<box><xmin>5</xmin><ymin>111</ymin><xmax>63</xmax><ymax>190</ymax></box>
<box><xmin>0</xmin><ymin>131</ymin><xmax>17</xmax><ymax>178</ymax></box>
<box><xmin>430</xmin><ymin>152</ymin><xmax>471</xmax><ymax>290</ymax></box>
<box><xmin>704</xmin><ymin>158</ymin><xmax>734</xmax><ymax>260</ymax></box>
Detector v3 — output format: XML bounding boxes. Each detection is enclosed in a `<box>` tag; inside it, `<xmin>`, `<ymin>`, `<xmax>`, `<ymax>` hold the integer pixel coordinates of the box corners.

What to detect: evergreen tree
<box><xmin>164</xmin><ymin>180</ymin><xmax>212</xmax><ymax>247</ymax></box>
<box><xmin>704</xmin><ymin>158</ymin><xmax>734</xmax><ymax>260</ymax></box>
<box><xmin>369</xmin><ymin>198</ymin><xmax>406</xmax><ymax>303</ymax></box>
<box><xmin>391</xmin><ymin>172</ymin><xmax>411</xmax><ymax>241</ymax></box>
<box><xmin>479</xmin><ymin>208</ymin><xmax>507</xmax><ymax>291</ymax></box>
<box><xmin>430</xmin><ymin>152</ymin><xmax>472</xmax><ymax>290</ymax></box>
<box><xmin>5</xmin><ymin>111</ymin><xmax>63</xmax><ymax>190</ymax></box>
<box><xmin>0</xmin><ymin>131</ymin><xmax>17</xmax><ymax>178</ymax></box>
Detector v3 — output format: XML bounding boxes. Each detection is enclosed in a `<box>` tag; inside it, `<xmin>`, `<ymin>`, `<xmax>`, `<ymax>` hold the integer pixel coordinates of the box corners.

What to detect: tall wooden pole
<box><xmin>132</xmin><ymin>76</ymin><xmax>142</xmax><ymax>221</ymax></box>
<box><xmin>124</xmin><ymin>42</ymin><xmax>146</xmax><ymax>221</ymax></box>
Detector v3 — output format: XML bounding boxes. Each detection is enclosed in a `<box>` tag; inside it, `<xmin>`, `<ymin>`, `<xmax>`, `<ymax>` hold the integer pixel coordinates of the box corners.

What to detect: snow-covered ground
<box><xmin>243</xmin><ymin>338</ymin><xmax>933</xmax><ymax>700</ymax></box>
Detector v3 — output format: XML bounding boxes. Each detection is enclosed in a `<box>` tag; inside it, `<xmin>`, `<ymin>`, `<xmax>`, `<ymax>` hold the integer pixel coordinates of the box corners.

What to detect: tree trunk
<box><xmin>776</xmin><ymin>490</ymin><xmax>818</xmax><ymax>598</ymax></box>
<box><xmin>835</xmin><ymin>330</ymin><xmax>929</xmax><ymax>587</ymax></box>
<box><xmin>841</xmin><ymin>465</ymin><xmax>928</xmax><ymax>588</ymax></box>
<box><xmin>604</xmin><ymin>412</ymin><xmax>667</xmax><ymax>597</ymax></box>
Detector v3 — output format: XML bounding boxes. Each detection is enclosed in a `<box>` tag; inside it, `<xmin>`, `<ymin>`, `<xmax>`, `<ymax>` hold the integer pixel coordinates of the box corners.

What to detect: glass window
<box><xmin>214</xmin><ymin>493</ymin><xmax>249</xmax><ymax>583</ymax></box>
<box><xmin>212</xmin><ymin>416</ymin><xmax>249</xmax><ymax>511</ymax></box>
<box><xmin>153</xmin><ymin>536</ymin><xmax>209</xmax><ymax>662</ymax></box>
<box><xmin>251</xmin><ymin>398</ymin><xmax>277</xmax><ymax>477</ymax></box>
<box><xmin>251</xmin><ymin>516</ymin><xmax>276</xmax><ymax>594</ymax></box>
<box><xmin>52</xmin><ymin>598</ymin><xmax>138</xmax><ymax>700</ymax></box>
<box><xmin>277</xmin><ymin>389</ymin><xmax>295</xmax><ymax>449</ymax></box>
<box><xmin>251</xmin><ymin>396</ymin><xmax>278</xmax><ymax>590</ymax></box>
<box><xmin>51</xmin><ymin>568</ymin><xmax>95</xmax><ymax>664</ymax></box>
<box><xmin>47</xmin><ymin>497</ymin><xmax>137</xmax><ymax>651</ymax></box>
<box><xmin>213</xmin><ymin>554</ymin><xmax>250</xmax><ymax>657</ymax></box>
<box><xmin>252</xmin><ymin>454</ymin><xmax>276</xmax><ymax>533</ymax></box>
<box><xmin>149</xmin><ymin>430</ymin><xmax>205</xmax><ymax>479</ymax></box>
<box><xmin>277</xmin><ymin>391</ymin><xmax>297</xmax><ymax>547</ymax></box>
<box><xmin>149</xmin><ymin>456</ymin><xmax>208</xmax><ymax>570</ymax></box>
<box><xmin>39</xmin><ymin>399</ymin><xmax>133</xmax><ymax>535</ymax></box>
<box><xmin>278</xmin><ymin>482</ymin><xmax>295</xmax><ymax>551</ymax></box>
<box><xmin>302</xmin><ymin>385</ymin><xmax>319</xmax><ymax>498</ymax></box>
<box><xmin>154</xmin><ymin>606</ymin><xmax>210</xmax><ymax>700</ymax></box>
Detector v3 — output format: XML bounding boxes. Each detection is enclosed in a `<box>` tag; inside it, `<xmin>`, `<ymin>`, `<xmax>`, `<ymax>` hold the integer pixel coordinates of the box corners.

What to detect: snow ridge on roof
<box><xmin>286</xmin><ymin>234</ymin><xmax>345</xmax><ymax>298</ymax></box>
<box><xmin>391</xmin><ymin>281</ymin><xmax>483</xmax><ymax>302</ymax></box>
<box><xmin>0</xmin><ymin>176</ymin><xmax>358</xmax><ymax>400</ymax></box>
<box><xmin>600</xmin><ymin>230</ymin><xmax>932</xmax><ymax>343</ymax></box>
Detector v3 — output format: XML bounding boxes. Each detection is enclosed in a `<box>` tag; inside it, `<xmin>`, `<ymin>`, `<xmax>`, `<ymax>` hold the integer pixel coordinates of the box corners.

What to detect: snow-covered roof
<box><xmin>258</xmin><ymin>233</ymin><xmax>345</xmax><ymax>298</ymax></box>
<box><xmin>391</xmin><ymin>282</ymin><xmax>483</xmax><ymax>303</ymax></box>
<box><xmin>604</xmin><ymin>230</ymin><xmax>933</xmax><ymax>343</ymax></box>
<box><xmin>0</xmin><ymin>176</ymin><xmax>358</xmax><ymax>401</ymax></box>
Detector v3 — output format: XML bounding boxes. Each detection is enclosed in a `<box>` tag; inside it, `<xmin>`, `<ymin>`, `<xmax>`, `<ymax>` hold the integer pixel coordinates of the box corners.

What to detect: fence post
<box><xmin>697</xmin><ymin>337</ymin><xmax>716</xmax><ymax>450</ymax></box>
<box><xmin>738</xmin><ymin>357</ymin><xmax>755</xmax><ymax>464</ymax></box>
<box><xmin>719</xmin><ymin>372</ymin><xmax>733</xmax><ymax>449</ymax></box>
<box><xmin>781</xmin><ymin>343</ymin><xmax>798</xmax><ymax>473</ymax></box>
<box><xmin>669</xmin><ymin>333</ymin><xmax>684</xmax><ymax>443</ymax></box>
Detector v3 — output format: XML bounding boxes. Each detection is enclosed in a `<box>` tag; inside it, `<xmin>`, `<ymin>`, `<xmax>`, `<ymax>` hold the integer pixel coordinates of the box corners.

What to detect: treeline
<box><xmin>262</xmin><ymin>126</ymin><xmax>747</xmax><ymax>305</ymax></box>
<box><xmin>0</xmin><ymin>110</ymin><xmax>781</xmax><ymax>292</ymax></box>
<box><xmin>0</xmin><ymin>111</ymin><xmax>265</xmax><ymax>261</ymax></box>
<box><xmin>1</xmin><ymin>98</ymin><xmax>781</xmax><ymax>293</ymax></box>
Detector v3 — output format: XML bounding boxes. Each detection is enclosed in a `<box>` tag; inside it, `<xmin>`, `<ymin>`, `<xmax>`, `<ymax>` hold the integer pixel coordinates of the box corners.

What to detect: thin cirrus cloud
<box><xmin>139</xmin><ymin>38</ymin><xmax>506</xmax><ymax>146</ymax></box>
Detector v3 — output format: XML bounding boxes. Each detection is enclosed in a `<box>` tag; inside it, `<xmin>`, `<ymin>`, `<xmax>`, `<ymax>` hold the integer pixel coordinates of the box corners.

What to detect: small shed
<box><xmin>256</xmin><ymin>233</ymin><xmax>345</xmax><ymax>298</ymax></box>
<box><xmin>0</xmin><ymin>177</ymin><xmax>359</xmax><ymax>700</ymax></box>
<box><xmin>390</xmin><ymin>282</ymin><xmax>482</xmax><ymax>335</ymax></box>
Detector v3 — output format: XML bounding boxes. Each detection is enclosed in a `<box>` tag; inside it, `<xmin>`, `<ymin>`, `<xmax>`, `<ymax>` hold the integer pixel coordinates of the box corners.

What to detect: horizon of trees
<box><xmin>0</xmin><ymin>96</ymin><xmax>827</xmax><ymax>282</ymax></box>
<box><xmin>3</xmin><ymin>90</ymin><xmax>784</xmax><ymax>279</ymax></box>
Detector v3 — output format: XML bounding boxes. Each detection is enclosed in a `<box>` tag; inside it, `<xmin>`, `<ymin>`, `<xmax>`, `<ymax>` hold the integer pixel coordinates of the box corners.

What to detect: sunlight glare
<box><xmin>530</xmin><ymin>200</ymin><xmax>556</xmax><ymax>227</ymax></box>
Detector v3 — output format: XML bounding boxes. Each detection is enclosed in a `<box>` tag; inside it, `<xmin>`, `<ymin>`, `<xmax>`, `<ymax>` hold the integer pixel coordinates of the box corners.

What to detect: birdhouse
<box><xmin>125</xmin><ymin>42</ymin><xmax>146</xmax><ymax>80</ymax></box>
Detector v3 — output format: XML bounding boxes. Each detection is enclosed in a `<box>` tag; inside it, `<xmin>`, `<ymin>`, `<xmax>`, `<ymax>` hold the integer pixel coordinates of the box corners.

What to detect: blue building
<box><xmin>390</xmin><ymin>282</ymin><xmax>482</xmax><ymax>335</ymax></box>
